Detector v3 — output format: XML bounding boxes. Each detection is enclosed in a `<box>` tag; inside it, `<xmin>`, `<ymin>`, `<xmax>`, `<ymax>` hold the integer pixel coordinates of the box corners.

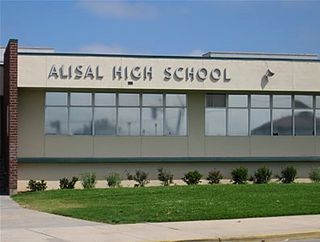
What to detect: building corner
<box><xmin>3</xmin><ymin>39</ymin><xmax>18</xmax><ymax>195</ymax></box>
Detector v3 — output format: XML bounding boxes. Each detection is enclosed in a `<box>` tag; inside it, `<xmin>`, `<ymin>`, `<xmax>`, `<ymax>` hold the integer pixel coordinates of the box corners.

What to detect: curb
<box><xmin>162</xmin><ymin>231</ymin><xmax>320</xmax><ymax>242</ymax></box>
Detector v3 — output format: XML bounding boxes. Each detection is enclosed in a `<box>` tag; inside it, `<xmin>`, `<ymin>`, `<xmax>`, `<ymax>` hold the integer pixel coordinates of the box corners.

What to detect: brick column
<box><xmin>4</xmin><ymin>39</ymin><xmax>18</xmax><ymax>195</ymax></box>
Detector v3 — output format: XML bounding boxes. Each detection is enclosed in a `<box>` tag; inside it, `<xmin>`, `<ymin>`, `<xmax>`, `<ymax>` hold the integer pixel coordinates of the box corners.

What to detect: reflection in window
<box><xmin>119</xmin><ymin>93</ymin><xmax>139</xmax><ymax>106</ymax></box>
<box><xmin>94</xmin><ymin>108</ymin><xmax>116</xmax><ymax>135</ymax></box>
<box><xmin>142</xmin><ymin>108</ymin><xmax>163</xmax><ymax>136</ymax></box>
<box><xmin>294</xmin><ymin>110</ymin><xmax>314</xmax><ymax>135</ymax></box>
<box><xmin>70</xmin><ymin>93</ymin><xmax>92</xmax><ymax>106</ymax></box>
<box><xmin>45</xmin><ymin>92</ymin><xmax>187</xmax><ymax>136</ymax></box>
<box><xmin>294</xmin><ymin>95</ymin><xmax>313</xmax><ymax>109</ymax></box>
<box><xmin>206</xmin><ymin>94</ymin><xmax>226</xmax><ymax>108</ymax></box>
<box><xmin>45</xmin><ymin>107</ymin><xmax>68</xmax><ymax>135</ymax></box>
<box><xmin>142</xmin><ymin>94</ymin><xmax>163</xmax><ymax>106</ymax></box>
<box><xmin>165</xmin><ymin>108</ymin><xmax>187</xmax><ymax>136</ymax></box>
<box><xmin>46</xmin><ymin>92</ymin><xmax>68</xmax><ymax>106</ymax></box>
<box><xmin>70</xmin><ymin>107</ymin><xmax>92</xmax><ymax>135</ymax></box>
<box><xmin>251</xmin><ymin>95</ymin><xmax>270</xmax><ymax>108</ymax></box>
<box><xmin>273</xmin><ymin>95</ymin><xmax>292</xmax><ymax>108</ymax></box>
<box><xmin>316</xmin><ymin>96</ymin><xmax>320</xmax><ymax>108</ymax></box>
<box><xmin>118</xmin><ymin>108</ymin><xmax>140</xmax><ymax>135</ymax></box>
<box><xmin>228</xmin><ymin>95</ymin><xmax>248</xmax><ymax>108</ymax></box>
<box><xmin>205</xmin><ymin>109</ymin><xmax>226</xmax><ymax>135</ymax></box>
<box><xmin>166</xmin><ymin>94</ymin><xmax>186</xmax><ymax>106</ymax></box>
<box><xmin>95</xmin><ymin>93</ymin><xmax>116</xmax><ymax>106</ymax></box>
<box><xmin>228</xmin><ymin>109</ymin><xmax>248</xmax><ymax>136</ymax></box>
<box><xmin>250</xmin><ymin>109</ymin><xmax>270</xmax><ymax>135</ymax></box>
<box><xmin>316</xmin><ymin>110</ymin><xmax>320</xmax><ymax>136</ymax></box>
<box><xmin>273</xmin><ymin>109</ymin><xmax>292</xmax><ymax>135</ymax></box>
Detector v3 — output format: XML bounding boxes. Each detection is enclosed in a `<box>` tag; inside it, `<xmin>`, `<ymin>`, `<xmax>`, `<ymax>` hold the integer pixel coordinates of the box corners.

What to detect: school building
<box><xmin>1</xmin><ymin>39</ymin><xmax>320</xmax><ymax>194</ymax></box>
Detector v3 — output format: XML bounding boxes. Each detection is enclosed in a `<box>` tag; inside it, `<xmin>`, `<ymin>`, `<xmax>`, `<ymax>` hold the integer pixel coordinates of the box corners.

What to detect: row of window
<box><xmin>45</xmin><ymin>92</ymin><xmax>187</xmax><ymax>136</ymax></box>
<box><xmin>205</xmin><ymin>94</ymin><xmax>320</xmax><ymax>136</ymax></box>
<box><xmin>45</xmin><ymin>92</ymin><xmax>320</xmax><ymax>136</ymax></box>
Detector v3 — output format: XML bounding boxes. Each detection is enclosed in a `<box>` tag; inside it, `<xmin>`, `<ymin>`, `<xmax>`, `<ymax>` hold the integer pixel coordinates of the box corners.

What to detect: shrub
<box><xmin>231</xmin><ymin>167</ymin><xmax>248</xmax><ymax>184</ymax></box>
<box><xmin>80</xmin><ymin>172</ymin><xmax>97</xmax><ymax>189</ymax></box>
<box><xmin>106</xmin><ymin>173</ymin><xmax>122</xmax><ymax>188</ymax></box>
<box><xmin>309</xmin><ymin>167</ymin><xmax>320</xmax><ymax>183</ymax></box>
<box><xmin>252</xmin><ymin>167</ymin><xmax>272</xmax><ymax>184</ymax></box>
<box><xmin>127</xmin><ymin>170</ymin><xmax>149</xmax><ymax>187</ymax></box>
<box><xmin>157</xmin><ymin>168</ymin><xmax>174</xmax><ymax>186</ymax></box>
<box><xmin>59</xmin><ymin>177</ymin><xmax>78</xmax><ymax>189</ymax></box>
<box><xmin>27</xmin><ymin>180</ymin><xmax>47</xmax><ymax>192</ymax></box>
<box><xmin>207</xmin><ymin>170</ymin><xmax>223</xmax><ymax>184</ymax></box>
<box><xmin>182</xmin><ymin>170</ymin><xmax>202</xmax><ymax>185</ymax></box>
<box><xmin>277</xmin><ymin>166</ymin><xmax>297</xmax><ymax>183</ymax></box>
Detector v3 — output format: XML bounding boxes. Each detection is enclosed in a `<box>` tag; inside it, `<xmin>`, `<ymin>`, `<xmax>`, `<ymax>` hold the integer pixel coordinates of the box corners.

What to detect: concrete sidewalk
<box><xmin>1</xmin><ymin>196</ymin><xmax>320</xmax><ymax>242</ymax></box>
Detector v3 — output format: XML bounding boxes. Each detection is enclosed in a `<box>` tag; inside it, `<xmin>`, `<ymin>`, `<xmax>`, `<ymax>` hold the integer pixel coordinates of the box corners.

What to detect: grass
<box><xmin>12</xmin><ymin>183</ymin><xmax>320</xmax><ymax>224</ymax></box>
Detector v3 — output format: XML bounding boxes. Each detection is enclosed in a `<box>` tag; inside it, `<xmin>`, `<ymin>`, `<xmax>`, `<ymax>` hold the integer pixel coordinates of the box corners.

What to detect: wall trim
<box><xmin>18</xmin><ymin>52</ymin><xmax>320</xmax><ymax>63</ymax></box>
<box><xmin>17</xmin><ymin>156</ymin><xmax>320</xmax><ymax>164</ymax></box>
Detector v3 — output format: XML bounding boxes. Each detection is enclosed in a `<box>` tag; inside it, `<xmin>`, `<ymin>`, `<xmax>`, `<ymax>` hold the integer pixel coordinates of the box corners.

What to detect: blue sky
<box><xmin>1</xmin><ymin>0</ymin><xmax>320</xmax><ymax>56</ymax></box>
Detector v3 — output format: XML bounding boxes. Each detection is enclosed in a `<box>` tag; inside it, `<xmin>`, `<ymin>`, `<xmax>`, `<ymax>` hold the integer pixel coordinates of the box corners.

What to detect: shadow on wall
<box><xmin>261</xmin><ymin>76</ymin><xmax>268</xmax><ymax>89</ymax></box>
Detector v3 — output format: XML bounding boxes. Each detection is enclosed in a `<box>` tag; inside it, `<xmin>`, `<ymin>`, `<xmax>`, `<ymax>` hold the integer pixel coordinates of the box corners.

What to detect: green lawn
<box><xmin>12</xmin><ymin>184</ymin><xmax>320</xmax><ymax>224</ymax></box>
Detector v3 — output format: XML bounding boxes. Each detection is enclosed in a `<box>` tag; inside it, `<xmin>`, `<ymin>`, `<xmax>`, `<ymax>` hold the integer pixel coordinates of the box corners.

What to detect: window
<box><xmin>228</xmin><ymin>95</ymin><xmax>248</xmax><ymax>136</ymax></box>
<box><xmin>45</xmin><ymin>92</ymin><xmax>68</xmax><ymax>135</ymax></box>
<box><xmin>45</xmin><ymin>107</ymin><xmax>68</xmax><ymax>135</ymax></box>
<box><xmin>205</xmin><ymin>93</ymin><xmax>318</xmax><ymax>137</ymax></box>
<box><xmin>70</xmin><ymin>107</ymin><xmax>92</xmax><ymax>135</ymax></box>
<box><xmin>94</xmin><ymin>93</ymin><xmax>116</xmax><ymax>135</ymax></box>
<box><xmin>316</xmin><ymin>96</ymin><xmax>320</xmax><ymax>136</ymax></box>
<box><xmin>94</xmin><ymin>107</ymin><xmax>116</xmax><ymax>135</ymax></box>
<box><xmin>250</xmin><ymin>95</ymin><xmax>270</xmax><ymax>135</ymax></box>
<box><xmin>165</xmin><ymin>94</ymin><xmax>187</xmax><ymax>136</ymax></box>
<box><xmin>142</xmin><ymin>94</ymin><xmax>163</xmax><ymax>136</ymax></box>
<box><xmin>45</xmin><ymin>92</ymin><xmax>187</xmax><ymax>136</ymax></box>
<box><xmin>272</xmin><ymin>95</ymin><xmax>292</xmax><ymax>136</ymax></box>
<box><xmin>205</xmin><ymin>94</ymin><xmax>226</xmax><ymax>136</ymax></box>
<box><xmin>294</xmin><ymin>95</ymin><xmax>313</xmax><ymax>136</ymax></box>
<box><xmin>118</xmin><ymin>108</ymin><xmax>140</xmax><ymax>135</ymax></box>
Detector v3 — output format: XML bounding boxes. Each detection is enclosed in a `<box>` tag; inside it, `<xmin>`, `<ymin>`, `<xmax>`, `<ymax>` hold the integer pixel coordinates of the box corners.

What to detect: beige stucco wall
<box><xmin>16</xmin><ymin>54</ymin><xmax>320</xmax><ymax>190</ymax></box>
<box><xmin>17</xmin><ymin>89</ymin><xmax>320</xmax><ymax>159</ymax></box>
<box><xmin>18</xmin><ymin>54</ymin><xmax>320</xmax><ymax>92</ymax></box>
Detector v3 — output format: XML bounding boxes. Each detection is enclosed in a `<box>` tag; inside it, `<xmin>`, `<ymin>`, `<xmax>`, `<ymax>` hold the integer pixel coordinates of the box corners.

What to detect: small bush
<box><xmin>127</xmin><ymin>170</ymin><xmax>149</xmax><ymax>187</ymax></box>
<box><xmin>309</xmin><ymin>167</ymin><xmax>320</xmax><ymax>183</ymax></box>
<box><xmin>157</xmin><ymin>168</ymin><xmax>174</xmax><ymax>186</ymax></box>
<box><xmin>27</xmin><ymin>180</ymin><xmax>47</xmax><ymax>192</ymax></box>
<box><xmin>207</xmin><ymin>170</ymin><xmax>223</xmax><ymax>184</ymax></box>
<box><xmin>80</xmin><ymin>172</ymin><xmax>97</xmax><ymax>189</ymax></box>
<box><xmin>277</xmin><ymin>166</ymin><xmax>297</xmax><ymax>183</ymax></box>
<box><xmin>106</xmin><ymin>173</ymin><xmax>121</xmax><ymax>188</ymax></box>
<box><xmin>231</xmin><ymin>167</ymin><xmax>248</xmax><ymax>184</ymax></box>
<box><xmin>252</xmin><ymin>167</ymin><xmax>272</xmax><ymax>184</ymax></box>
<box><xmin>59</xmin><ymin>177</ymin><xmax>78</xmax><ymax>189</ymax></box>
<box><xmin>182</xmin><ymin>170</ymin><xmax>202</xmax><ymax>185</ymax></box>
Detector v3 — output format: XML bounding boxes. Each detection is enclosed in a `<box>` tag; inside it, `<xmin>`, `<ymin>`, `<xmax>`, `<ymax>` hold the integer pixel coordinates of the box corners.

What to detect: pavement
<box><xmin>1</xmin><ymin>195</ymin><xmax>320</xmax><ymax>242</ymax></box>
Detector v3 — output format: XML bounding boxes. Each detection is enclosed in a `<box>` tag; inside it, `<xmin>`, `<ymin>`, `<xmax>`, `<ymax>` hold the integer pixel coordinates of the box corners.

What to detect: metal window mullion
<box><xmin>92</xmin><ymin>93</ymin><xmax>94</xmax><ymax>136</ymax></box>
<box><xmin>139</xmin><ymin>93</ymin><xmax>142</xmax><ymax>136</ymax></box>
<box><xmin>164</xmin><ymin>93</ymin><xmax>167</xmax><ymax>136</ymax></box>
<box><xmin>292</xmin><ymin>94</ymin><xmax>295</xmax><ymax>136</ymax></box>
<box><xmin>248</xmin><ymin>95</ymin><xmax>251</xmax><ymax>136</ymax></box>
<box><xmin>116</xmin><ymin>93</ymin><xmax>119</xmax><ymax>136</ymax></box>
<box><xmin>270</xmin><ymin>94</ymin><xmax>273</xmax><ymax>136</ymax></box>
<box><xmin>313</xmin><ymin>95</ymin><xmax>316</xmax><ymax>136</ymax></box>
<box><xmin>68</xmin><ymin>92</ymin><xmax>71</xmax><ymax>135</ymax></box>
<box><xmin>226</xmin><ymin>94</ymin><xmax>229</xmax><ymax>136</ymax></box>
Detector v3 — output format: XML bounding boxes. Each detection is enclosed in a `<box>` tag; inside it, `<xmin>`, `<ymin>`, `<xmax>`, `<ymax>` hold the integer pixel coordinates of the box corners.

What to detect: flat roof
<box><xmin>203</xmin><ymin>51</ymin><xmax>319</xmax><ymax>60</ymax></box>
<box><xmin>17</xmin><ymin>51</ymin><xmax>320</xmax><ymax>63</ymax></box>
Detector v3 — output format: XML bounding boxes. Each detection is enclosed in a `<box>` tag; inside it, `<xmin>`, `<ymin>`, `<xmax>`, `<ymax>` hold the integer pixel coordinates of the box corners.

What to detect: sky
<box><xmin>1</xmin><ymin>0</ymin><xmax>320</xmax><ymax>56</ymax></box>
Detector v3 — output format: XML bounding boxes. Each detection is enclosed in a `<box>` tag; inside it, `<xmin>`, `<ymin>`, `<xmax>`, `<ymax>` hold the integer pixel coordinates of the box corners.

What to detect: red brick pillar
<box><xmin>4</xmin><ymin>39</ymin><xmax>18</xmax><ymax>195</ymax></box>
